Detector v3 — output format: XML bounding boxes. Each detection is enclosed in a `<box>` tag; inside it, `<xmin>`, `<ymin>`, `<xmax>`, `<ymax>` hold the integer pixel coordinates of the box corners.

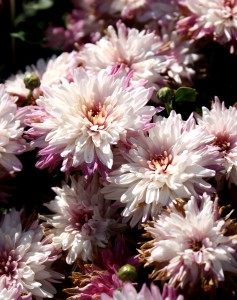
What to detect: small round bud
<box><xmin>118</xmin><ymin>264</ymin><xmax>137</xmax><ymax>282</ymax></box>
<box><xmin>157</xmin><ymin>87</ymin><xmax>175</xmax><ymax>103</ymax></box>
<box><xmin>24</xmin><ymin>73</ymin><xmax>41</xmax><ymax>90</ymax></box>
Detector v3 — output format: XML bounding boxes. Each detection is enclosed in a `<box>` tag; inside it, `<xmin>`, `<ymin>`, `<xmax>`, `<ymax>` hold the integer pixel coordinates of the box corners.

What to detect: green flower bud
<box><xmin>118</xmin><ymin>264</ymin><xmax>137</xmax><ymax>282</ymax></box>
<box><xmin>157</xmin><ymin>87</ymin><xmax>175</xmax><ymax>103</ymax></box>
<box><xmin>24</xmin><ymin>73</ymin><xmax>41</xmax><ymax>90</ymax></box>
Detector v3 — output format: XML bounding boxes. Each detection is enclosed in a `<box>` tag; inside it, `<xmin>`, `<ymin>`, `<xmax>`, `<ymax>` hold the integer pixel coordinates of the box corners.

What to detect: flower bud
<box><xmin>24</xmin><ymin>73</ymin><xmax>41</xmax><ymax>90</ymax></box>
<box><xmin>157</xmin><ymin>87</ymin><xmax>175</xmax><ymax>103</ymax></box>
<box><xmin>118</xmin><ymin>264</ymin><xmax>137</xmax><ymax>282</ymax></box>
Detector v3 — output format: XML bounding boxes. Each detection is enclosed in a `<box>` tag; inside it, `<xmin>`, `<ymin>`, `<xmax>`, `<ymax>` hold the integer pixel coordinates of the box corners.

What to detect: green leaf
<box><xmin>175</xmin><ymin>87</ymin><xmax>196</xmax><ymax>103</ymax></box>
<box><xmin>11</xmin><ymin>28</ymin><xmax>43</xmax><ymax>44</ymax></box>
<box><xmin>11</xmin><ymin>31</ymin><xmax>27</xmax><ymax>42</ymax></box>
<box><xmin>24</xmin><ymin>0</ymin><xmax>53</xmax><ymax>13</ymax></box>
<box><xmin>15</xmin><ymin>0</ymin><xmax>54</xmax><ymax>23</ymax></box>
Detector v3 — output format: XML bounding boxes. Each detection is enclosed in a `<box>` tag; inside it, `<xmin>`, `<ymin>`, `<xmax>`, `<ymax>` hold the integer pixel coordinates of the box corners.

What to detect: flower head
<box><xmin>78</xmin><ymin>21</ymin><xmax>169</xmax><ymax>88</ymax></box>
<box><xmin>0</xmin><ymin>84</ymin><xmax>27</xmax><ymax>172</ymax></box>
<box><xmin>140</xmin><ymin>193</ymin><xmax>237</xmax><ymax>290</ymax></box>
<box><xmin>64</xmin><ymin>235</ymin><xmax>140</xmax><ymax>300</ymax></box>
<box><xmin>5</xmin><ymin>51</ymin><xmax>79</xmax><ymax>103</ymax></box>
<box><xmin>102</xmin><ymin>111</ymin><xmax>222</xmax><ymax>227</ymax></box>
<box><xmin>101</xmin><ymin>282</ymin><xmax>184</xmax><ymax>300</ymax></box>
<box><xmin>160</xmin><ymin>30</ymin><xmax>200</xmax><ymax>85</ymax></box>
<box><xmin>176</xmin><ymin>0</ymin><xmax>237</xmax><ymax>52</ymax></box>
<box><xmin>0</xmin><ymin>208</ymin><xmax>63</xmax><ymax>299</ymax></box>
<box><xmin>98</xmin><ymin>0</ymin><xmax>146</xmax><ymax>19</ymax></box>
<box><xmin>0</xmin><ymin>277</ymin><xmax>32</xmax><ymax>300</ymax></box>
<box><xmin>196</xmin><ymin>97</ymin><xmax>237</xmax><ymax>185</ymax></box>
<box><xmin>25</xmin><ymin>67</ymin><xmax>155</xmax><ymax>176</ymax></box>
<box><xmin>41</xmin><ymin>174</ymin><xmax>124</xmax><ymax>264</ymax></box>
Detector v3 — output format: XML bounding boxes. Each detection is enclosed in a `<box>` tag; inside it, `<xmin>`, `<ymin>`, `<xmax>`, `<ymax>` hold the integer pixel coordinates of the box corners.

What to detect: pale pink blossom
<box><xmin>176</xmin><ymin>0</ymin><xmax>237</xmax><ymax>52</ymax></box>
<box><xmin>101</xmin><ymin>282</ymin><xmax>184</xmax><ymax>300</ymax></box>
<box><xmin>160</xmin><ymin>30</ymin><xmax>200</xmax><ymax>85</ymax></box>
<box><xmin>5</xmin><ymin>51</ymin><xmax>79</xmax><ymax>102</ymax></box>
<box><xmin>102</xmin><ymin>111</ymin><xmax>222</xmax><ymax>227</ymax></box>
<box><xmin>196</xmin><ymin>97</ymin><xmax>237</xmax><ymax>186</ymax></box>
<box><xmin>78</xmin><ymin>21</ymin><xmax>169</xmax><ymax>89</ymax></box>
<box><xmin>24</xmin><ymin>67</ymin><xmax>155</xmax><ymax>176</ymax></box>
<box><xmin>64</xmin><ymin>235</ymin><xmax>139</xmax><ymax>299</ymax></box>
<box><xmin>98</xmin><ymin>0</ymin><xmax>146</xmax><ymax>19</ymax></box>
<box><xmin>0</xmin><ymin>208</ymin><xmax>63</xmax><ymax>299</ymax></box>
<box><xmin>41</xmin><ymin>174</ymin><xmax>124</xmax><ymax>264</ymax></box>
<box><xmin>44</xmin><ymin>9</ymin><xmax>104</xmax><ymax>51</ymax></box>
<box><xmin>141</xmin><ymin>193</ymin><xmax>237</xmax><ymax>288</ymax></box>
<box><xmin>0</xmin><ymin>84</ymin><xmax>27</xmax><ymax>172</ymax></box>
<box><xmin>135</xmin><ymin>0</ymin><xmax>180</xmax><ymax>26</ymax></box>
<box><xmin>0</xmin><ymin>277</ymin><xmax>32</xmax><ymax>299</ymax></box>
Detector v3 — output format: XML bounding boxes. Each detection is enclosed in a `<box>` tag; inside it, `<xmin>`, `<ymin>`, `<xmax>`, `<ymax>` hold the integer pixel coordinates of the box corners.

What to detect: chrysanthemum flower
<box><xmin>135</xmin><ymin>0</ymin><xmax>180</xmax><ymax>26</ymax></box>
<box><xmin>196</xmin><ymin>97</ymin><xmax>237</xmax><ymax>186</ymax></box>
<box><xmin>176</xmin><ymin>0</ymin><xmax>237</xmax><ymax>52</ymax></box>
<box><xmin>41</xmin><ymin>174</ymin><xmax>125</xmax><ymax>264</ymax></box>
<box><xmin>5</xmin><ymin>51</ymin><xmax>79</xmax><ymax>103</ymax></box>
<box><xmin>43</xmin><ymin>0</ymin><xmax>107</xmax><ymax>52</ymax></box>
<box><xmin>0</xmin><ymin>208</ymin><xmax>63</xmax><ymax>299</ymax></box>
<box><xmin>101</xmin><ymin>282</ymin><xmax>184</xmax><ymax>300</ymax></box>
<box><xmin>98</xmin><ymin>0</ymin><xmax>146</xmax><ymax>19</ymax></box>
<box><xmin>0</xmin><ymin>84</ymin><xmax>27</xmax><ymax>172</ymax></box>
<box><xmin>0</xmin><ymin>277</ymin><xmax>32</xmax><ymax>300</ymax></box>
<box><xmin>24</xmin><ymin>67</ymin><xmax>155</xmax><ymax>176</ymax></box>
<box><xmin>140</xmin><ymin>193</ymin><xmax>237</xmax><ymax>290</ymax></box>
<box><xmin>102</xmin><ymin>111</ymin><xmax>222</xmax><ymax>227</ymax></box>
<box><xmin>160</xmin><ymin>30</ymin><xmax>200</xmax><ymax>85</ymax></box>
<box><xmin>64</xmin><ymin>235</ymin><xmax>140</xmax><ymax>300</ymax></box>
<box><xmin>78</xmin><ymin>21</ymin><xmax>169</xmax><ymax>88</ymax></box>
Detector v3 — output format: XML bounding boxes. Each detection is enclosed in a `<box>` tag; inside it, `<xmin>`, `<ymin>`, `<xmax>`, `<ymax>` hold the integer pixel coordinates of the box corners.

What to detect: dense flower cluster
<box><xmin>1</xmin><ymin>0</ymin><xmax>237</xmax><ymax>299</ymax></box>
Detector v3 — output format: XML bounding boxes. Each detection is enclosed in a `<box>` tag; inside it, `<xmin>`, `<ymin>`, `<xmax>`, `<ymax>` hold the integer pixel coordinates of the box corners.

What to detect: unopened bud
<box><xmin>118</xmin><ymin>264</ymin><xmax>137</xmax><ymax>282</ymax></box>
<box><xmin>157</xmin><ymin>87</ymin><xmax>175</xmax><ymax>103</ymax></box>
<box><xmin>24</xmin><ymin>73</ymin><xmax>40</xmax><ymax>90</ymax></box>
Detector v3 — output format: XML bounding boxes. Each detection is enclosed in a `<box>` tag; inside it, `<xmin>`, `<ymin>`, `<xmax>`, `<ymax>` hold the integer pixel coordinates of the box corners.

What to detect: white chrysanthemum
<box><xmin>0</xmin><ymin>84</ymin><xmax>27</xmax><ymax>172</ymax></box>
<box><xmin>25</xmin><ymin>67</ymin><xmax>155</xmax><ymax>175</ymax></box>
<box><xmin>102</xmin><ymin>111</ymin><xmax>222</xmax><ymax>227</ymax></box>
<box><xmin>0</xmin><ymin>277</ymin><xmax>32</xmax><ymax>300</ymax></box>
<box><xmin>135</xmin><ymin>0</ymin><xmax>180</xmax><ymax>24</ymax></box>
<box><xmin>142</xmin><ymin>193</ymin><xmax>237</xmax><ymax>288</ymax></box>
<box><xmin>0</xmin><ymin>209</ymin><xmax>63</xmax><ymax>299</ymax></box>
<box><xmin>101</xmin><ymin>282</ymin><xmax>184</xmax><ymax>300</ymax></box>
<box><xmin>177</xmin><ymin>0</ymin><xmax>237</xmax><ymax>51</ymax></box>
<box><xmin>41</xmin><ymin>175</ymin><xmax>124</xmax><ymax>264</ymax></box>
<box><xmin>196</xmin><ymin>97</ymin><xmax>237</xmax><ymax>185</ymax></box>
<box><xmin>98</xmin><ymin>0</ymin><xmax>146</xmax><ymax>18</ymax></box>
<box><xmin>78</xmin><ymin>21</ymin><xmax>169</xmax><ymax>88</ymax></box>
<box><xmin>5</xmin><ymin>51</ymin><xmax>79</xmax><ymax>100</ymax></box>
<box><xmin>160</xmin><ymin>30</ymin><xmax>200</xmax><ymax>85</ymax></box>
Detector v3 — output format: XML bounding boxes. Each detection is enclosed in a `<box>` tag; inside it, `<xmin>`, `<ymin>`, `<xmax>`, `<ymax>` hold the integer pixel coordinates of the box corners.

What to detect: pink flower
<box><xmin>0</xmin><ymin>277</ymin><xmax>32</xmax><ymax>299</ymax></box>
<box><xmin>159</xmin><ymin>30</ymin><xmax>200</xmax><ymax>85</ymax></box>
<box><xmin>176</xmin><ymin>0</ymin><xmax>237</xmax><ymax>52</ymax></box>
<box><xmin>43</xmin><ymin>0</ymin><xmax>105</xmax><ymax>52</ymax></box>
<box><xmin>64</xmin><ymin>235</ymin><xmax>140</xmax><ymax>300</ymax></box>
<box><xmin>5</xmin><ymin>51</ymin><xmax>79</xmax><ymax>103</ymax></box>
<box><xmin>24</xmin><ymin>67</ymin><xmax>155</xmax><ymax>176</ymax></box>
<box><xmin>140</xmin><ymin>193</ymin><xmax>237</xmax><ymax>289</ymax></box>
<box><xmin>0</xmin><ymin>84</ymin><xmax>27</xmax><ymax>173</ymax></box>
<box><xmin>102</xmin><ymin>111</ymin><xmax>222</xmax><ymax>227</ymax></box>
<box><xmin>0</xmin><ymin>208</ymin><xmax>63</xmax><ymax>299</ymax></box>
<box><xmin>41</xmin><ymin>174</ymin><xmax>125</xmax><ymax>264</ymax></box>
<box><xmin>196</xmin><ymin>97</ymin><xmax>237</xmax><ymax>186</ymax></box>
<box><xmin>78</xmin><ymin>21</ymin><xmax>169</xmax><ymax>89</ymax></box>
<box><xmin>101</xmin><ymin>282</ymin><xmax>184</xmax><ymax>300</ymax></box>
<box><xmin>97</xmin><ymin>0</ymin><xmax>146</xmax><ymax>19</ymax></box>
